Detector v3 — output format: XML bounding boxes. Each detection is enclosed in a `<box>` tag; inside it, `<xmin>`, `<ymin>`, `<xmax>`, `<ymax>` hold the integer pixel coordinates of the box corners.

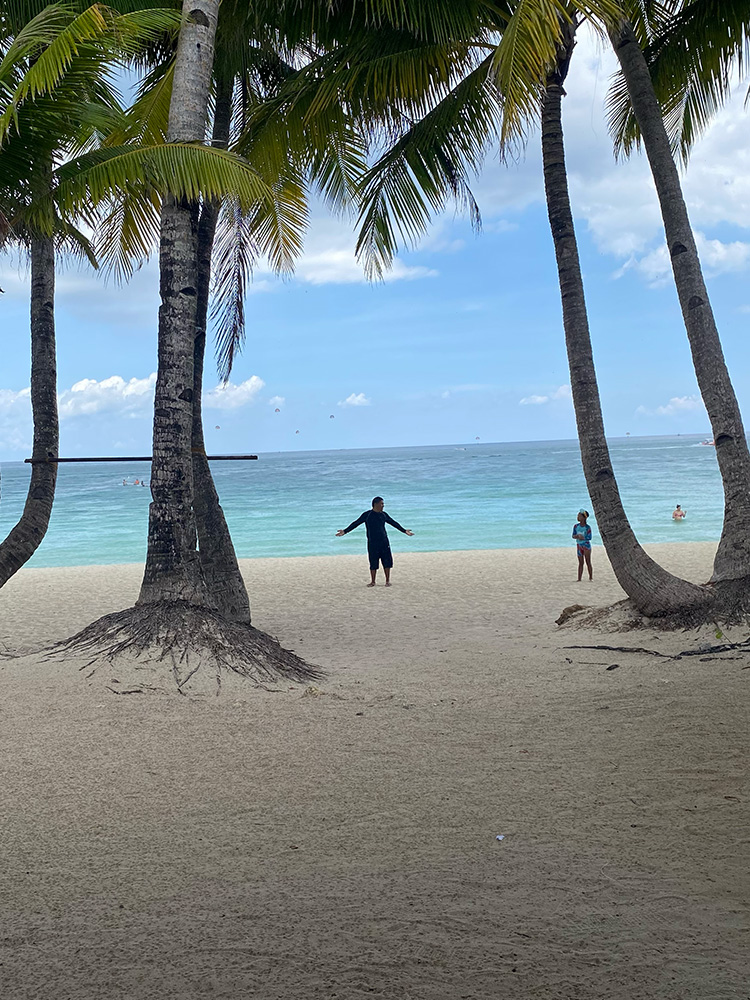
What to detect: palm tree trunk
<box><xmin>541</xmin><ymin>30</ymin><xmax>707</xmax><ymax>616</ymax></box>
<box><xmin>610</xmin><ymin>19</ymin><xmax>750</xmax><ymax>584</ymax></box>
<box><xmin>138</xmin><ymin>0</ymin><xmax>220</xmax><ymax>606</ymax></box>
<box><xmin>189</xmin><ymin>74</ymin><xmax>251</xmax><ymax>622</ymax></box>
<box><xmin>0</xmin><ymin>230</ymin><xmax>58</xmax><ymax>586</ymax></box>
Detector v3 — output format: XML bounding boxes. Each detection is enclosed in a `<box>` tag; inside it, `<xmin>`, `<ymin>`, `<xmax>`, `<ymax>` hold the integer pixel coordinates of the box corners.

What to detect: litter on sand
<box><xmin>496</xmin><ymin>835</ymin><xmax>505</xmax><ymax>841</ymax></box>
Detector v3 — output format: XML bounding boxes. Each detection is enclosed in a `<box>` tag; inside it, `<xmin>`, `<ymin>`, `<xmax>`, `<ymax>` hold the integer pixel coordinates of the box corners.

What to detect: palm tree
<box><xmin>0</xmin><ymin>1</ymin><xmax>308</xmax><ymax>592</ymax></box>
<box><xmin>605</xmin><ymin>3</ymin><xmax>750</xmax><ymax>584</ymax></box>
<box><xmin>48</xmin><ymin>0</ymin><xmax>318</xmax><ymax>688</ymax></box>
<box><xmin>111</xmin><ymin>1</ymin><xmax>372</xmax><ymax>621</ymax></box>
<box><xmin>609</xmin><ymin>0</ymin><xmax>749</xmax><ymax>165</ymax></box>
<box><xmin>135</xmin><ymin>0</ymin><xmax>223</xmax><ymax>606</ymax></box>
<box><xmin>131</xmin><ymin>0</ymin><xmax>310</xmax><ymax>613</ymax></box>
<box><xmin>243</xmin><ymin>1</ymin><xmax>710</xmax><ymax>616</ymax></box>
<box><xmin>0</xmin><ymin>2</ymin><xmax>171</xmax><ymax>588</ymax></box>
<box><xmin>535</xmin><ymin>16</ymin><xmax>706</xmax><ymax>614</ymax></box>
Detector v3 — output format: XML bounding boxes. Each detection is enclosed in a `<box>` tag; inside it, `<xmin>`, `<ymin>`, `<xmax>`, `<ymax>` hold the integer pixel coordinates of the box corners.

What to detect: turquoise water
<box><xmin>0</xmin><ymin>436</ymin><xmax>723</xmax><ymax>568</ymax></box>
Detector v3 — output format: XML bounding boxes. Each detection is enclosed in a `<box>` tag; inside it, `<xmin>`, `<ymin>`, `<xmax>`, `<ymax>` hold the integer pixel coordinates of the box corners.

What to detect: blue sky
<box><xmin>2</xmin><ymin>30</ymin><xmax>748</xmax><ymax>460</ymax></box>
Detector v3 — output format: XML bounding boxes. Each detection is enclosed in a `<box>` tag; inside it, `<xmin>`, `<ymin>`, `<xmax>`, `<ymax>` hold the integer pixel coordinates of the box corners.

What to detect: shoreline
<box><xmin>6</xmin><ymin>537</ymin><xmax>720</xmax><ymax>575</ymax></box>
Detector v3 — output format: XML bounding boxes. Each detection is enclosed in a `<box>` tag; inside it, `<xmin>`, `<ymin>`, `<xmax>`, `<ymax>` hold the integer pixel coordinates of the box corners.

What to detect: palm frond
<box><xmin>103</xmin><ymin>57</ymin><xmax>175</xmax><ymax>145</ymax></box>
<box><xmin>93</xmin><ymin>186</ymin><xmax>161</xmax><ymax>279</ymax></box>
<box><xmin>0</xmin><ymin>3</ymin><xmax>74</xmax><ymax>86</ymax></box>
<box><xmin>355</xmin><ymin>53</ymin><xmax>501</xmax><ymax>279</ymax></box>
<box><xmin>0</xmin><ymin>4</ymin><xmax>112</xmax><ymax>142</ymax></box>
<box><xmin>51</xmin><ymin>143</ymin><xmax>309</xmax><ymax>268</ymax></box>
<box><xmin>210</xmin><ymin>201</ymin><xmax>258</xmax><ymax>381</ymax></box>
<box><xmin>608</xmin><ymin>0</ymin><xmax>750</xmax><ymax>162</ymax></box>
<box><xmin>55</xmin><ymin>143</ymin><xmax>277</xmax><ymax>209</ymax></box>
<box><xmin>55</xmin><ymin>217</ymin><xmax>98</xmax><ymax>266</ymax></box>
<box><xmin>247</xmin><ymin>0</ymin><xmax>495</xmax><ymax>49</ymax></box>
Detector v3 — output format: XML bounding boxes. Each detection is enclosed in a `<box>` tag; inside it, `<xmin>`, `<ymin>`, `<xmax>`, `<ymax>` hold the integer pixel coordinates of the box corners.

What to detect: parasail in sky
<box><xmin>295</xmin><ymin>430</ymin><xmax>300</xmax><ymax>434</ymax></box>
<box><xmin>330</xmin><ymin>414</ymin><xmax>335</xmax><ymax>419</ymax></box>
<box><xmin>215</xmin><ymin>425</ymin><xmax>220</xmax><ymax>430</ymax></box>
<box><xmin>475</xmin><ymin>436</ymin><xmax>480</xmax><ymax>440</ymax></box>
<box><xmin>274</xmin><ymin>408</ymin><xmax>280</xmax><ymax>413</ymax></box>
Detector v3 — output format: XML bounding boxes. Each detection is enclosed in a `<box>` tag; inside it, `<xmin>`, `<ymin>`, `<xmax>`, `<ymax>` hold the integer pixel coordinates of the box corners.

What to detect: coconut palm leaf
<box><xmin>491</xmin><ymin>0</ymin><xmax>625</xmax><ymax>150</ymax></box>
<box><xmin>93</xmin><ymin>184</ymin><xmax>161</xmax><ymax>278</ymax></box>
<box><xmin>210</xmin><ymin>201</ymin><xmax>258</xmax><ymax>381</ymax></box>
<box><xmin>608</xmin><ymin>0</ymin><xmax>750</xmax><ymax>162</ymax></box>
<box><xmin>0</xmin><ymin>3</ymin><xmax>182</xmax><ymax>144</ymax></box>
<box><xmin>0</xmin><ymin>3</ymin><xmax>74</xmax><ymax>76</ymax></box>
<box><xmin>247</xmin><ymin>0</ymin><xmax>497</xmax><ymax>50</ymax></box>
<box><xmin>56</xmin><ymin>141</ymin><xmax>303</xmax><ymax>214</ymax></box>
<box><xmin>0</xmin><ymin>5</ymin><xmax>112</xmax><ymax>140</ymax></box>
<box><xmin>103</xmin><ymin>57</ymin><xmax>175</xmax><ymax>145</ymax></box>
<box><xmin>55</xmin><ymin>216</ymin><xmax>98</xmax><ymax>265</ymax></box>
<box><xmin>355</xmin><ymin>53</ymin><xmax>501</xmax><ymax>278</ymax></box>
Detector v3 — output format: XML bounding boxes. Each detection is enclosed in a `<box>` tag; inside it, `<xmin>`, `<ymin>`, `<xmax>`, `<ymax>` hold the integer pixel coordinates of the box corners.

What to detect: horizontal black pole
<box><xmin>25</xmin><ymin>454</ymin><xmax>258</xmax><ymax>464</ymax></box>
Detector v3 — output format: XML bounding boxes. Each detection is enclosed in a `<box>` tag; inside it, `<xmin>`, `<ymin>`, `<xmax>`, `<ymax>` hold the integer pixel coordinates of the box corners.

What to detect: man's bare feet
<box><xmin>385</xmin><ymin>581</ymin><xmax>392</xmax><ymax>587</ymax></box>
<box><xmin>367</xmin><ymin>582</ymin><xmax>376</xmax><ymax>587</ymax></box>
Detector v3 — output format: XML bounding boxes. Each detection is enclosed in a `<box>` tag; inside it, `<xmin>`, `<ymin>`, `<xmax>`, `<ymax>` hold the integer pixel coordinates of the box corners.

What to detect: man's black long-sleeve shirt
<box><xmin>342</xmin><ymin>510</ymin><xmax>407</xmax><ymax>548</ymax></box>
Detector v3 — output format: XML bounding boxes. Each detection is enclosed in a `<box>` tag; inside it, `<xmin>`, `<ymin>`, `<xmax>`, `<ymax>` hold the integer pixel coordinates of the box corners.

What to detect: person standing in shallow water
<box><xmin>573</xmin><ymin>508</ymin><xmax>593</xmax><ymax>581</ymax></box>
<box><xmin>336</xmin><ymin>496</ymin><xmax>414</xmax><ymax>586</ymax></box>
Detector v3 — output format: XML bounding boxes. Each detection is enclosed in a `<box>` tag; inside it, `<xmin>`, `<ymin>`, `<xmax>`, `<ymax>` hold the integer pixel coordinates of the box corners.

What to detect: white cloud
<box><xmin>249</xmin><ymin>215</ymin><xmax>439</xmax><ymax>288</ymax></box>
<box><xmin>58</xmin><ymin>374</ymin><xmax>157</xmax><ymax>419</ymax></box>
<box><xmin>466</xmin><ymin>26</ymin><xmax>750</xmax><ymax>282</ymax></box>
<box><xmin>636</xmin><ymin>394</ymin><xmax>704</xmax><ymax>416</ymax></box>
<box><xmin>339</xmin><ymin>392</ymin><xmax>371</xmax><ymax>407</ymax></box>
<box><xmin>268</xmin><ymin>395</ymin><xmax>285</xmax><ymax>407</ymax></box>
<box><xmin>204</xmin><ymin>376</ymin><xmax>265</xmax><ymax>410</ymax></box>
<box><xmin>615</xmin><ymin>232</ymin><xmax>750</xmax><ymax>286</ymax></box>
<box><xmin>519</xmin><ymin>385</ymin><xmax>571</xmax><ymax>405</ymax></box>
<box><xmin>0</xmin><ymin>386</ymin><xmax>31</xmax><ymax>411</ymax></box>
<box><xmin>441</xmin><ymin>383</ymin><xmax>492</xmax><ymax>398</ymax></box>
<box><xmin>0</xmin><ymin>372</ymin><xmax>272</xmax><ymax>458</ymax></box>
<box><xmin>296</xmin><ymin>248</ymin><xmax>436</xmax><ymax>285</ymax></box>
<box><xmin>484</xmin><ymin>219</ymin><xmax>520</xmax><ymax>234</ymax></box>
<box><xmin>1</xmin><ymin>372</ymin><xmax>266</xmax><ymax>441</ymax></box>
<box><xmin>0</xmin><ymin>387</ymin><xmax>32</xmax><ymax>453</ymax></box>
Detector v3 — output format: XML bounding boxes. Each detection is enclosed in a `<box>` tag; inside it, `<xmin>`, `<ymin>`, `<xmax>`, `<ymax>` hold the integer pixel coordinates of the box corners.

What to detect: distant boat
<box><xmin>700</xmin><ymin>440</ymin><xmax>715</xmax><ymax>446</ymax></box>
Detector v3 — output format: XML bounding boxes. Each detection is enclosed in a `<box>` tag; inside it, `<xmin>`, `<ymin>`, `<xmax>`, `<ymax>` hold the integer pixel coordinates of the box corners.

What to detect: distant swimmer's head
<box><xmin>372</xmin><ymin>496</ymin><xmax>384</xmax><ymax>510</ymax></box>
<box><xmin>675</xmin><ymin>504</ymin><xmax>681</xmax><ymax>509</ymax></box>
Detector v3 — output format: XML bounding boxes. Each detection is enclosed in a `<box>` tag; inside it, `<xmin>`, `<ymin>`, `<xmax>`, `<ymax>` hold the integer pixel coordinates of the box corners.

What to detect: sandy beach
<box><xmin>0</xmin><ymin>542</ymin><xmax>747</xmax><ymax>999</ymax></box>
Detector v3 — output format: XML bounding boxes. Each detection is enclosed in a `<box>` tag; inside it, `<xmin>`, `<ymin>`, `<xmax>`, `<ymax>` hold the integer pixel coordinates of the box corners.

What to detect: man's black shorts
<box><xmin>368</xmin><ymin>545</ymin><xmax>393</xmax><ymax>570</ymax></box>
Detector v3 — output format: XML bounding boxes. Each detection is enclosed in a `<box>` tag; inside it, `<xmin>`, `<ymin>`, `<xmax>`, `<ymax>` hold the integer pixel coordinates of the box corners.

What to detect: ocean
<box><xmin>0</xmin><ymin>436</ymin><xmax>723</xmax><ymax>569</ymax></box>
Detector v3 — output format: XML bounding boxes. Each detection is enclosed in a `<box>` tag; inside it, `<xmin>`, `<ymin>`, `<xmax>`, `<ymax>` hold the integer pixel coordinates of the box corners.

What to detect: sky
<box><xmin>2</xmin><ymin>28</ymin><xmax>749</xmax><ymax>461</ymax></box>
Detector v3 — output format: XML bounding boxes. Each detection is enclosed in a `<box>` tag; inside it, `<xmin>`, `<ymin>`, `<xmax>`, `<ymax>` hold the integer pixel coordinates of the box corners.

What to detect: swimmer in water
<box><xmin>672</xmin><ymin>504</ymin><xmax>686</xmax><ymax>520</ymax></box>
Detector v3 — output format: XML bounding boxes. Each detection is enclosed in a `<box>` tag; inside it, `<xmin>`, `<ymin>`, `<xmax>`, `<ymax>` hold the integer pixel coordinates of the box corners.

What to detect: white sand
<box><xmin>0</xmin><ymin>543</ymin><xmax>748</xmax><ymax>999</ymax></box>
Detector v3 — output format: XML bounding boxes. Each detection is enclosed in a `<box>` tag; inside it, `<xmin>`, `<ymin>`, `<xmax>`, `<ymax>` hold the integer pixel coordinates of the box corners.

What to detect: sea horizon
<box><xmin>0</xmin><ymin>433</ymin><xmax>722</xmax><ymax>569</ymax></box>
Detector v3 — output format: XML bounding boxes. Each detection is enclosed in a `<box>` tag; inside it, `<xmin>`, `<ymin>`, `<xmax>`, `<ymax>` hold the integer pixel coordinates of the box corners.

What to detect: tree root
<box><xmin>47</xmin><ymin>600</ymin><xmax>322</xmax><ymax>696</ymax></box>
<box><xmin>557</xmin><ymin>579</ymin><xmax>750</xmax><ymax>632</ymax></box>
<box><xmin>563</xmin><ymin>643</ymin><xmax>672</xmax><ymax>658</ymax></box>
<box><xmin>563</xmin><ymin>639</ymin><xmax>750</xmax><ymax>665</ymax></box>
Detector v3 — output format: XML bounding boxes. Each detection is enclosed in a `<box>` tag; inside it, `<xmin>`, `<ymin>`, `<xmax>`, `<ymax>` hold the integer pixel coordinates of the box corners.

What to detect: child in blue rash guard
<box><xmin>573</xmin><ymin>508</ymin><xmax>593</xmax><ymax>581</ymax></box>
<box><xmin>336</xmin><ymin>496</ymin><xmax>414</xmax><ymax>587</ymax></box>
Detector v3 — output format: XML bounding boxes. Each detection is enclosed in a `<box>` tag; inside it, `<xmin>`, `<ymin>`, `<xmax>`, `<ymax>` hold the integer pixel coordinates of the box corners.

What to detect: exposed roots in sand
<box><xmin>556</xmin><ymin>579</ymin><xmax>750</xmax><ymax>634</ymax></box>
<box><xmin>562</xmin><ymin>638</ymin><xmax>750</xmax><ymax>662</ymax></box>
<box><xmin>47</xmin><ymin>600</ymin><xmax>322</xmax><ymax>696</ymax></box>
<box><xmin>555</xmin><ymin>599</ymin><xmax>710</xmax><ymax>632</ymax></box>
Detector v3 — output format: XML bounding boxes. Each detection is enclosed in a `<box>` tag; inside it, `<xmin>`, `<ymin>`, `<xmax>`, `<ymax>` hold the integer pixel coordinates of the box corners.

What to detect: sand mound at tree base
<box><xmin>47</xmin><ymin>599</ymin><xmax>321</xmax><ymax>696</ymax></box>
